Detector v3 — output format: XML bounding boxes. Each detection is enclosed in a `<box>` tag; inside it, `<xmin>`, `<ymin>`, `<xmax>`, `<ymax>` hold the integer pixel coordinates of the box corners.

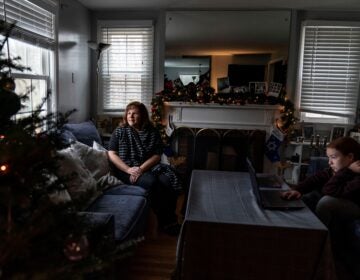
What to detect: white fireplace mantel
<box><xmin>164</xmin><ymin>102</ymin><xmax>281</xmax><ymax>134</ymax></box>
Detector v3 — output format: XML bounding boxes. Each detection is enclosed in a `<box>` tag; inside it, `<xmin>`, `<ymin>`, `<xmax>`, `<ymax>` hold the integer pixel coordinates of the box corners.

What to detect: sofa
<box><xmin>59</xmin><ymin>120</ymin><xmax>150</xmax><ymax>244</ymax></box>
<box><xmin>306</xmin><ymin>157</ymin><xmax>360</xmax><ymax>279</ymax></box>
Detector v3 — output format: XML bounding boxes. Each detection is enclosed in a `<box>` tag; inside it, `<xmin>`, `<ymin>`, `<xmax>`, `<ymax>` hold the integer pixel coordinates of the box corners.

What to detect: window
<box><xmin>9</xmin><ymin>39</ymin><xmax>53</xmax><ymax>119</ymax></box>
<box><xmin>98</xmin><ymin>21</ymin><xmax>154</xmax><ymax>113</ymax></box>
<box><xmin>297</xmin><ymin>21</ymin><xmax>360</xmax><ymax>124</ymax></box>
<box><xmin>0</xmin><ymin>0</ymin><xmax>57</xmax><ymax>117</ymax></box>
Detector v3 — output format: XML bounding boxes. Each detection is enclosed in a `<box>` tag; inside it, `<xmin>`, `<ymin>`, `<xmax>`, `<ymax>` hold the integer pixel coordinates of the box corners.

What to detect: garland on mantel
<box><xmin>151</xmin><ymin>77</ymin><xmax>298</xmax><ymax>145</ymax></box>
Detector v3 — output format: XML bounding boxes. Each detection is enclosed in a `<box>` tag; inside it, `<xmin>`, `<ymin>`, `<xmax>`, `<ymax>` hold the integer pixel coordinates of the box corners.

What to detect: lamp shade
<box><xmin>87</xmin><ymin>41</ymin><xmax>111</xmax><ymax>61</ymax></box>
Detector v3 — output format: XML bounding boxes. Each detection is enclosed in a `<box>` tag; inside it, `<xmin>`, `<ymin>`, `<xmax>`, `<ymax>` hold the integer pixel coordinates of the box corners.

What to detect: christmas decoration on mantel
<box><xmin>151</xmin><ymin>75</ymin><xmax>298</xmax><ymax>146</ymax></box>
<box><xmin>0</xmin><ymin>21</ymin><xmax>141</xmax><ymax>278</ymax></box>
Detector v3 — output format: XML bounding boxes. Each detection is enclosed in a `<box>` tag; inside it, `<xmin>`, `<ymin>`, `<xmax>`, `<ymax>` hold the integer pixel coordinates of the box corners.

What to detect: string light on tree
<box><xmin>0</xmin><ymin>163</ymin><xmax>9</xmax><ymax>174</ymax></box>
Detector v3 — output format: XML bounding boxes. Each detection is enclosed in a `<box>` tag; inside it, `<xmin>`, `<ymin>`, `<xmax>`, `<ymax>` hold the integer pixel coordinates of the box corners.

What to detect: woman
<box><xmin>281</xmin><ymin>136</ymin><xmax>360</xmax><ymax>258</ymax></box>
<box><xmin>108</xmin><ymin>101</ymin><xmax>182</xmax><ymax>235</ymax></box>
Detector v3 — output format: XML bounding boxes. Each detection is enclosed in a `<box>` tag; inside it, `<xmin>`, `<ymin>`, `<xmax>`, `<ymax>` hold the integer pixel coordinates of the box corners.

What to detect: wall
<box><xmin>210</xmin><ymin>54</ymin><xmax>271</xmax><ymax>90</ymax></box>
<box><xmin>58</xmin><ymin>0</ymin><xmax>91</xmax><ymax>122</ymax></box>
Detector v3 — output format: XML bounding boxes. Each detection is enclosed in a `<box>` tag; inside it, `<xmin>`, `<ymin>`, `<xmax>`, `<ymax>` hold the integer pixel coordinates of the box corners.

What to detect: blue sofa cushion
<box><xmin>87</xmin><ymin>194</ymin><xmax>148</xmax><ymax>241</ymax></box>
<box><xmin>104</xmin><ymin>185</ymin><xmax>148</xmax><ymax>197</ymax></box>
<box><xmin>59</xmin><ymin>129</ymin><xmax>77</xmax><ymax>145</ymax></box>
<box><xmin>63</xmin><ymin>121</ymin><xmax>102</xmax><ymax>147</ymax></box>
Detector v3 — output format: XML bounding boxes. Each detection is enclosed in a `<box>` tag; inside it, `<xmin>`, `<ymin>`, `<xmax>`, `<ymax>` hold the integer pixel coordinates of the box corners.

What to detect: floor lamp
<box><xmin>88</xmin><ymin>41</ymin><xmax>111</xmax><ymax>72</ymax></box>
<box><xmin>88</xmin><ymin>41</ymin><xmax>111</xmax><ymax>131</ymax></box>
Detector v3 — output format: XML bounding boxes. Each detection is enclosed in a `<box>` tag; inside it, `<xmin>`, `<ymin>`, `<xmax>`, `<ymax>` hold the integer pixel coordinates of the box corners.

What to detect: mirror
<box><xmin>165</xmin><ymin>10</ymin><xmax>291</xmax><ymax>91</ymax></box>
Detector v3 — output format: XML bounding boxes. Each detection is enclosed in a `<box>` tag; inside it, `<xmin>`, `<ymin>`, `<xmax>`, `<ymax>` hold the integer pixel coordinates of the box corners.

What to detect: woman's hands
<box><xmin>127</xmin><ymin>166</ymin><xmax>143</xmax><ymax>183</ymax></box>
<box><xmin>280</xmin><ymin>190</ymin><xmax>302</xmax><ymax>200</ymax></box>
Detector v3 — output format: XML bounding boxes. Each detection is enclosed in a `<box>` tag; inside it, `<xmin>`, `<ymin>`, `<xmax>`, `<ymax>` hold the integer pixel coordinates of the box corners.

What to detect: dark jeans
<box><xmin>302</xmin><ymin>190</ymin><xmax>360</xmax><ymax>260</ymax></box>
<box><xmin>114</xmin><ymin>169</ymin><xmax>178</xmax><ymax>226</ymax></box>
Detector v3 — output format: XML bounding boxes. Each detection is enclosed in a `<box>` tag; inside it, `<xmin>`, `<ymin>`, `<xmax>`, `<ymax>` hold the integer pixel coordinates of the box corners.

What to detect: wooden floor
<box><xmin>112</xmin><ymin>196</ymin><xmax>185</xmax><ymax>280</ymax></box>
<box><xmin>111</xmin><ymin>232</ymin><xmax>178</xmax><ymax>280</ymax></box>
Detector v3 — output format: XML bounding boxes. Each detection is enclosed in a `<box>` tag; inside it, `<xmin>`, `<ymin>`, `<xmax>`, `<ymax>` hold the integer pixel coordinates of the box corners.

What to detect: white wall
<box><xmin>211</xmin><ymin>54</ymin><xmax>271</xmax><ymax>90</ymax></box>
<box><xmin>58</xmin><ymin>0</ymin><xmax>91</xmax><ymax>122</ymax></box>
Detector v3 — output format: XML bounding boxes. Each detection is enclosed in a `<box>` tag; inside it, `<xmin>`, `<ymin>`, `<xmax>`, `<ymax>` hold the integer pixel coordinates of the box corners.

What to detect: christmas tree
<box><xmin>0</xmin><ymin>21</ymin><xmax>139</xmax><ymax>278</ymax></box>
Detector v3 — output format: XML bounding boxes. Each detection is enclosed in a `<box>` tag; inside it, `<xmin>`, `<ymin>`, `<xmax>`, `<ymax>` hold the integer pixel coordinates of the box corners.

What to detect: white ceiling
<box><xmin>78</xmin><ymin>0</ymin><xmax>360</xmax><ymax>11</ymax></box>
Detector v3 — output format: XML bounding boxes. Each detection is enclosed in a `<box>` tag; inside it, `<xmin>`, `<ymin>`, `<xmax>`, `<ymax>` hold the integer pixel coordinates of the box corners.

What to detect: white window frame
<box><xmin>296</xmin><ymin>20</ymin><xmax>360</xmax><ymax>124</ymax></box>
<box><xmin>0</xmin><ymin>0</ymin><xmax>57</xmax><ymax>115</ymax></box>
<box><xmin>12</xmin><ymin>73</ymin><xmax>51</xmax><ymax>119</ymax></box>
<box><xmin>97</xmin><ymin>20</ymin><xmax>154</xmax><ymax>114</ymax></box>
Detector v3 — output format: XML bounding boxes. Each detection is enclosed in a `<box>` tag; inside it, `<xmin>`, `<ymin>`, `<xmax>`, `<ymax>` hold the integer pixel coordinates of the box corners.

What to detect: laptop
<box><xmin>256</xmin><ymin>173</ymin><xmax>282</xmax><ymax>188</ymax></box>
<box><xmin>246</xmin><ymin>158</ymin><xmax>305</xmax><ymax>210</ymax></box>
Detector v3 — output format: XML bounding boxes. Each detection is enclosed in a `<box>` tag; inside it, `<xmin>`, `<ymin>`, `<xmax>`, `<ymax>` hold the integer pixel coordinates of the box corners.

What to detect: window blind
<box><xmin>0</xmin><ymin>0</ymin><xmax>55</xmax><ymax>49</ymax></box>
<box><xmin>298</xmin><ymin>21</ymin><xmax>360</xmax><ymax>118</ymax></box>
<box><xmin>99</xmin><ymin>25</ymin><xmax>154</xmax><ymax>112</ymax></box>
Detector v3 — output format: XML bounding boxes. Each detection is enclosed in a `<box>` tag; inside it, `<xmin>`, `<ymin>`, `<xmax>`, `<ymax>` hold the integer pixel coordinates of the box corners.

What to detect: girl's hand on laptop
<box><xmin>281</xmin><ymin>190</ymin><xmax>301</xmax><ymax>200</ymax></box>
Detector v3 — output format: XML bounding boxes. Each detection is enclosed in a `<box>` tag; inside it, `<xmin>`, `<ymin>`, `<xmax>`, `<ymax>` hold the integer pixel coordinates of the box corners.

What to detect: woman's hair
<box><xmin>327</xmin><ymin>136</ymin><xmax>360</xmax><ymax>161</ymax></box>
<box><xmin>123</xmin><ymin>101</ymin><xmax>151</xmax><ymax>129</ymax></box>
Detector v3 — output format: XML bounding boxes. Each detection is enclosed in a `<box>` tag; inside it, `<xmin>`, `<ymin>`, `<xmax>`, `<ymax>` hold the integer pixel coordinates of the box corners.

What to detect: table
<box><xmin>176</xmin><ymin>170</ymin><xmax>336</xmax><ymax>280</ymax></box>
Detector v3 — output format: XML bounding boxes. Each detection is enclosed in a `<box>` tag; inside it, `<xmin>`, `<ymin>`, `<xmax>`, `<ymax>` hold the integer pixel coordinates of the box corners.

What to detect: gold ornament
<box><xmin>64</xmin><ymin>234</ymin><xmax>89</xmax><ymax>261</ymax></box>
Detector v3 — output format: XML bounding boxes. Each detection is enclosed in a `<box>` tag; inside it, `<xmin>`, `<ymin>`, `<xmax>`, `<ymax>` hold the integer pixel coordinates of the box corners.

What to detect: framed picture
<box><xmin>330</xmin><ymin>126</ymin><xmax>346</xmax><ymax>141</ymax></box>
<box><xmin>302</xmin><ymin>125</ymin><xmax>315</xmax><ymax>140</ymax></box>
<box><xmin>268</xmin><ymin>82</ymin><xmax>282</xmax><ymax>97</ymax></box>
<box><xmin>249</xmin><ymin>82</ymin><xmax>267</xmax><ymax>94</ymax></box>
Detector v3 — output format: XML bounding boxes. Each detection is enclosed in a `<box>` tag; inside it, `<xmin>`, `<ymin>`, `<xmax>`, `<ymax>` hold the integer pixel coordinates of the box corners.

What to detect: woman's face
<box><xmin>126</xmin><ymin>107</ymin><xmax>141</xmax><ymax>129</ymax></box>
<box><xmin>326</xmin><ymin>147</ymin><xmax>354</xmax><ymax>173</ymax></box>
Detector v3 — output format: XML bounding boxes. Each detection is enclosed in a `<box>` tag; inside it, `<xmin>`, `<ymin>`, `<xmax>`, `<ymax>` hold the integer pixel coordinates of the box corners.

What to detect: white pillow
<box><xmin>56</xmin><ymin>147</ymin><xmax>99</xmax><ymax>204</ymax></box>
<box><xmin>93</xmin><ymin>141</ymin><xmax>107</xmax><ymax>152</ymax></box>
<box><xmin>71</xmin><ymin>141</ymin><xmax>109</xmax><ymax>181</ymax></box>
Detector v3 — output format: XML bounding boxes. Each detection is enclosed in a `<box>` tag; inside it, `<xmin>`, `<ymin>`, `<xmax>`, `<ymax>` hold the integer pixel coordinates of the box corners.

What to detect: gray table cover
<box><xmin>176</xmin><ymin>170</ymin><xmax>337</xmax><ymax>280</ymax></box>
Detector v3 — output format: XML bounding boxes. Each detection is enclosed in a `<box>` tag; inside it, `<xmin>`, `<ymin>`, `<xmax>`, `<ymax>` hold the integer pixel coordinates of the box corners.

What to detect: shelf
<box><xmin>289</xmin><ymin>141</ymin><xmax>312</xmax><ymax>146</ymax></box>
<box><xmin>289</xmin><ymin>162</ymin><xmax>309</xmax><ymax>167</ymax></box>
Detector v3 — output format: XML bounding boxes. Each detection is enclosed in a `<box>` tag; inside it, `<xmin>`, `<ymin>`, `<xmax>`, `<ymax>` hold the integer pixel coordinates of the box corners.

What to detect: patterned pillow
<box><xmin>71</xmin><ymin>141</ymin><xmax>109</xmax><ymax>180</ymax></box>
<box><xmin>72</xmin><ymin>141</ymin><xmax>123</xmax><ymax>191</ymax></box>
<box><xmin>56</xmin><ymin>147</ymin><xmax>99</xmax><ymax>206</ymax></box>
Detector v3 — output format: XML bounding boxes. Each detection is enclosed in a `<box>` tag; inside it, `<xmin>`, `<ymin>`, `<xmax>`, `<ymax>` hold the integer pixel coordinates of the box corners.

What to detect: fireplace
<box><xmin>171</xmin><ymin>127</ymin><xmax>266</xmax><ymax>176</ymax></box>
<box><xmin>165</xmin><ymin>102</ymin><xmax>280</xmax><ymax>176</ymax></box>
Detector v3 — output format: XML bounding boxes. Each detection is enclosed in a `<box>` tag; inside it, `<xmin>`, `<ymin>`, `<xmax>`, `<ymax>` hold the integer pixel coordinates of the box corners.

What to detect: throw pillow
<box><xmin>56</xmin><ymin>147</ymin><xmax>99</xmax><ymax>206</ymax></box>
<box><xmin>93</xmin><ymin>141</ymin><xmax>107</xmax><ymax>152</ymax></box>
<box><xmin>92</xmin><ymin>141</ymin><xmax>124</xmax><ymax>190</ymax></box>
<box><xmin>49</xmin><ymin>189</ymin><xmax>72</xmax><ymax>204</ymax></box>
<box><xmin>44</xmin><ymin>173</ymin><xmax>72</xmax><ymax>204</ymax></box>
<box><xmin>97</xmin><ymin>172</ymin><xmax>124</xmax><ymax>190</ymax></box>
<box><xmin>71</xmin><ymin>141</ymin><xmax>109</xmax><ymax>181</ymax></box>
<box><xmin>92</xmin><ymin>140</ymin><xmax>125</xmax><ymax>190</ymax></box>
<box><xmin>62</xmin><ymin>121</ymin><xmax>102</xmax><ymax>147</ymax></box>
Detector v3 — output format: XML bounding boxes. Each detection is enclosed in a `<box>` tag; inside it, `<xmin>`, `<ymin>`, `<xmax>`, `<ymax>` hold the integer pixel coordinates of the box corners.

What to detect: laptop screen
<box><xmin>246</xmin><ymin>158</ymin><xmax>262</xmax><ymax>205</ymax></box>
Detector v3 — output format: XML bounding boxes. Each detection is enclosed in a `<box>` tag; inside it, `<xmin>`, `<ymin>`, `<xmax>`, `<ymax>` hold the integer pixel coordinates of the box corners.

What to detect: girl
<box><xmin>281</xmin><ymin>137</ymin><xmax>360</xmax><ymax>267</ymax></box>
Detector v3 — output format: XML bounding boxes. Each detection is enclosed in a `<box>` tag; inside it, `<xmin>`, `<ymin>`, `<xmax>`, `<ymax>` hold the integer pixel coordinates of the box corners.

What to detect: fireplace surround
<box><xmin>165</xmin><ymin>102</ymin><xmax>280</xmax><ymax>179</ymax></box>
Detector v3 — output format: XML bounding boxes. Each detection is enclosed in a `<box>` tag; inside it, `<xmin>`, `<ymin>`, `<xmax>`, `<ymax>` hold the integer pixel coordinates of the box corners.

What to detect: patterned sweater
<box><xmin>295</xmin><ymin>167</ymin><xmax>360</xmax><ymax>206</ymax></box>
<box><xmin>109</xmin><ymin>125</ymin><xmax>182</xmax><ymax>194</ymax></box>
